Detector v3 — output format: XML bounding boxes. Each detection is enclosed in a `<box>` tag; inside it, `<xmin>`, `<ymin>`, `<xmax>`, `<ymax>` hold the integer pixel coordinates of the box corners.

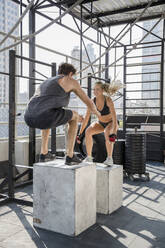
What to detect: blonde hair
<box><xmin>95</xmin><ymin>80</ymin><xmax>123</xmax><ymax>97</ymax></box>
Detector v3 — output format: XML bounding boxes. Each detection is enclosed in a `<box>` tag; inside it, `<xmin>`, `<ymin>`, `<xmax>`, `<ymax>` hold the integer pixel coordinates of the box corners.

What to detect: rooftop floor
<box><xmin>0</xmin><ymin>162</ymin><xmax>165</xmax><ymax>248</ymax></box>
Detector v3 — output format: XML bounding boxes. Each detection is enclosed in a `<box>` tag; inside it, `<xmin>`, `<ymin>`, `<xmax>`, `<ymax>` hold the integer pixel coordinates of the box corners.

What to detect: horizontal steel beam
<box><xmin>126</xmin><ymin>72</ymin><xmax>160</xmax><ymax>75</ymax></box>
<box><xmin>98</xmin><ymin>14</ymin><xmax>162</xmax><ymax>28</ymax></box>
<box><xmin>126</xmin><ymin>89</ymin><xmax>160</xmax><ymax>92</ymax></box>
<box><xmin>126</xmin><ymin>107</ymin><xmax>159</xmax><ymax>109</ymax></box>
<box><xmin>85</xmin><ymin>0</ymin><xmax>165</xmax><ymax>20</ymax></box>
<box><xmin>126</xmin><ymin>98</ymin><xmax>159</xmax><ymax>101</ymax></box>
<box><xmin>16</xmin><ymin>54</ymin><xmax>52</xmax><ymax>67</ymax></box>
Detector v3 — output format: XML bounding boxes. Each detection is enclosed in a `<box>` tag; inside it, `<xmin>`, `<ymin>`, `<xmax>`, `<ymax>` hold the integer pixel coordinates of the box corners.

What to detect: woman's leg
<box><xmin>104</xmin><ymin>122</ymin><xmax>118</xmax><ymax>160</ymax></box>
<box><xmin>85</xmin><ymin>122</ymin><xmax>104</xmax><ymax>157</ymax></box>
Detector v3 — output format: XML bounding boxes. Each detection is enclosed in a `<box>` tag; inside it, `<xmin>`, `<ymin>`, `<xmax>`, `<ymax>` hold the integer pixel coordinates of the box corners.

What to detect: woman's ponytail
<box><xmin>95</xmin><ymin>80</ymin><xmax>124</xmax><ymax>97</ymax></box>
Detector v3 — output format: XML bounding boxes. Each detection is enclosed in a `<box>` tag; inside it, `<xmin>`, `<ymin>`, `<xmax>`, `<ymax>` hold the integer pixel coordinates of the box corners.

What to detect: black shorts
<box><xmin>99</xmin><ymin>120</ymin><xmax>113</xmax><ymax>129</ymax></box>
<box><xmin>24</xmin><ymin>108</ymin><xmax>73</xmax><ymax>129</ymax></box>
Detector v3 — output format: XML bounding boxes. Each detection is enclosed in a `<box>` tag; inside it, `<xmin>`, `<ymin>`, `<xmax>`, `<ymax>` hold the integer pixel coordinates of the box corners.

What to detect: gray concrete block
<box><xmin>96</xmin><ymin>164</ymin><xmax>123</xmax><ymax>214</ymax></box>
<box><xmin>33</xmin><ymin>159</ymin><xmax>96</xmax><ymax>236</ymax></box>
<box><xmin>0</xmin><ymin>141</ymin><xmax>8</xmax><ymax>161</ymax></box>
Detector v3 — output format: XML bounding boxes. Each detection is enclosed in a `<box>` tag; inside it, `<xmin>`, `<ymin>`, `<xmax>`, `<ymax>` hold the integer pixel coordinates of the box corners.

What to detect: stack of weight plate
<box><xmin>125</xmin><ymin>133</ymin><xmax>146</xmax><ymax>174</ymax></box>
<box><xmin>113</xmin><ymin>139</ymin><xmax>125</xmax><ymax>165</ymax></box>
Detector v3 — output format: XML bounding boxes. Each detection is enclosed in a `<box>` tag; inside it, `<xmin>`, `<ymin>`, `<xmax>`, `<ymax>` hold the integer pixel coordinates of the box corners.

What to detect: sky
<box><xmin>19</xmin><ymin>8</ymin><xmax>143</xmax><ymax>95</ymax></box>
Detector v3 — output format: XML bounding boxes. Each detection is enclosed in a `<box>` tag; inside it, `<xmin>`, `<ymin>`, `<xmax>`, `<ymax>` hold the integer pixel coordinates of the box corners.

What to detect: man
<box><xmin>24</xmin><ymin>63</ymin><xmax>101</xmax><ymax>165</ymax></box>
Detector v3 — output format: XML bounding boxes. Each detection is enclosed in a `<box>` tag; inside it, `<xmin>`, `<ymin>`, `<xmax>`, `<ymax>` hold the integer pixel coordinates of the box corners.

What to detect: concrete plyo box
<box><xmin>0</xmin><ymin>141</ymin><xmax>8</xmax><ymax>161</ymax></box>
<box><xmin>96</xmin><ymin>164</ymin><xmax>123</xmax><ymax>214</ymax></box>
<box><xmin>33</xmin><ymin>159</ymin><xmax>96</xmax><ymax>236</ymax></box>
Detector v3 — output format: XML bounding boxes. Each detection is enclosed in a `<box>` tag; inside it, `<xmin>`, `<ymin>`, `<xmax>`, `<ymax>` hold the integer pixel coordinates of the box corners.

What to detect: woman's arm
<box><xmin>106</xmin><ymin>97</ymin><xmax>118</xmax><ymax>133</ymax></box>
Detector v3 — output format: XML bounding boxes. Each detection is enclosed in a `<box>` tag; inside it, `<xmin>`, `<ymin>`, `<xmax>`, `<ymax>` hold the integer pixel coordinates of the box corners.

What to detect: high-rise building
<box><xmin>142</xmin><ymin>20</ymin><xmax>163</xmax><ymax>101</ymax></box>
<box><xmin>0</xmin><ymin>0</ymin><xmax>19</xmax><ymax>104</ymax></box>
<box><xmin>70</xmin><ymin>44</ymin><xmax>96</xmax><ymax>115</ymax></box>
<box><xmin>71</xmin><ymin>43</ymin><xmax>96</xmax><ymax>88</ymax></box>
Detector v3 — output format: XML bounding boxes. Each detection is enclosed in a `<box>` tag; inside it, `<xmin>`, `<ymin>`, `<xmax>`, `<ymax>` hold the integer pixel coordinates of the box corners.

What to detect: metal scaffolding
<box><xmin>0</xmin><ymin>0</ymin><xmax>165</xmax><ymax>206</ymax></box>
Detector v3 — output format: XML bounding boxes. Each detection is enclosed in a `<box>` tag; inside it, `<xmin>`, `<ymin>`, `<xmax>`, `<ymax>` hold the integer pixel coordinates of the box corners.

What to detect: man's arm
<box><xmin>71</xmin><ymin>79</ymin><xmax>101</xmax><ymax>118</ymax></box>
<box><xmin>79</xmin><ymin>108</ymin><xmax>91</xmax><ymax>135</ymax></box>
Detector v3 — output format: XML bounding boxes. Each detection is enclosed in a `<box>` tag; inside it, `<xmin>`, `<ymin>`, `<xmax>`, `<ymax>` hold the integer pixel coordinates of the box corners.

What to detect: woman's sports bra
<box><xmin>93</xmin><ymin>97</ymin><xmax>110</xmax><ymax>116</ymax></box>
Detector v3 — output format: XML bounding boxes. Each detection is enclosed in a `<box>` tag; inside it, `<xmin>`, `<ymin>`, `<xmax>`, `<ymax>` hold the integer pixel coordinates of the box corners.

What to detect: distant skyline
<box><xmin>0</xmin><ymin>0</ymin><xmax>19</xmax><ymax>102</ymax></box>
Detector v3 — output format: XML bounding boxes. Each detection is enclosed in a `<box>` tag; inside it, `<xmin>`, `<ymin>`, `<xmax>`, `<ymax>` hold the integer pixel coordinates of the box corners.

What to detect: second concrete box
<box><xmin>96</xmin><ymin>164</ymin><xmax>123</xmax><ymax>214</ymax></box>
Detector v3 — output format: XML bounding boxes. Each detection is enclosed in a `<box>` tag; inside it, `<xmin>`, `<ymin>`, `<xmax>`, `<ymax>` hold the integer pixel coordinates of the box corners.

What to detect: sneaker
<box><xmin>39</xmin><ymin>151</ymin><xmax>56</xmax><ymax>162</ymax></box>
<box><xmin>65</xmin><ymin>154</ymin><xmax>82</xmax><ymax>165</ymax></box>
<box><xmin>83</xmin><ymin>156</ymin><xmax>93</xmax><ymax>163</ymax></box>
<box><xmin>104</xmin><ymin>157</ymin><xmax>113</xmax><ymax>167</ymax></box>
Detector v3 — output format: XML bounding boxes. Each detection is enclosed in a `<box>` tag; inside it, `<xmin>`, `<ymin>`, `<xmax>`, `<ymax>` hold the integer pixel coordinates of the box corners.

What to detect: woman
<box><xmin>78</xmin><ymin>81</ymin><xmax>121</xmax><ymax>166</ymax></box>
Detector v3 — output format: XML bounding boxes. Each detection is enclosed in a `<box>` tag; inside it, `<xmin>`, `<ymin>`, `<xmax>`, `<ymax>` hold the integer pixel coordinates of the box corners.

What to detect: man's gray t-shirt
<box><xmin>27</xmin><ymin>75</ymin><xmax>70</xmax><ymax>116</ymax></box>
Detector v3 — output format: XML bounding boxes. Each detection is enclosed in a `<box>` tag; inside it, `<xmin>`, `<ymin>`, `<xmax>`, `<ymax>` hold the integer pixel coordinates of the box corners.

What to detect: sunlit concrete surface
<box><xmin>0</xmin><ymin>162</ymin><xmax>165</xmax><ymax>248</ymax></box>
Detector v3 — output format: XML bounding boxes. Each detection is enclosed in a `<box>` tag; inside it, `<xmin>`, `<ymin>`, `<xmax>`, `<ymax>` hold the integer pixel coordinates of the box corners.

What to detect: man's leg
<box><xmin>67</xmin><ymin>111</ymin><xmax>79</xmax><ymax>158</ymax></box>
<box><xmin>41</xmin><ymin>129</ymin><xmax>50</xmax><ymax>155</ymax></box>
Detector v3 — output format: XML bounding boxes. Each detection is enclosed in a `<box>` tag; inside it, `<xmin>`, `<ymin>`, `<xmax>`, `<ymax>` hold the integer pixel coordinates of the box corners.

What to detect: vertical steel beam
<box><xmin>87</xmin><ymin>73</ymin><xmax>92</xmax><ymax>98</ymax></box>
<box><xmin>51</xmin><ymin>63</ymin><xmax>57</xmax><ymax>155</ymax></box>
<box><xmin>114</xmin><ymin>47</ymin><xmax>116</xmax><ymax>79</ymax></box>
<box><xmin>8</xmin><ymin>50</ymin><xmax>16</xmax><ymax>198</ymax></box>
<box><xmin>130</xmin><ymin>24</ymin><xmax>132</xmax><ymax>45</ymax></box>
<box><xmin>80</xmin><ymin>4</ymin><xmax>83</xmax><ymax>85</ymax></box>
<box><xmin>123</xmin><ymin>46</ymin><xmax>127</xmax><ymax>137</ymax></box>
<box><xmin>29</xmin><ymin>6</ymin><xmax>36</xmax><ymax>175</ymax></box>
<box><xmin>163</xmin><ymin>18</ymin><xmax>165</xmax><ymax>40</ymax></box>
<box><xmin>99</xmin><ymin>31</ymin><xmax>101</xmax><ymax>77</ymax></box>
<box><xmin>105</xmin><ymin>48</ymin><xmax>109</xmax><ymax>80</ymax></box>
<box><xmin>88</xmin><ymin>73</ymin><xmax>92</xmax><ymax>125</ymax></box>
<box><xmin>20</xmin><ymin>0</ymin><xmax>23</xmax><ymax>76</ymax></box>
<box><xmin>160</xmin><ymin>40</ymin><xmax>164</xmax><ymax>148</ymax></box>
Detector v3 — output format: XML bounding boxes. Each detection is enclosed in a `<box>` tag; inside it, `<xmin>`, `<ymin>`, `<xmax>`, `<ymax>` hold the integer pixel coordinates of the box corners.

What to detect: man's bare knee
<box><xmin>70</xmin><ymin>111</ymin><xmax>79</xmax><ymax>122</ymax></box>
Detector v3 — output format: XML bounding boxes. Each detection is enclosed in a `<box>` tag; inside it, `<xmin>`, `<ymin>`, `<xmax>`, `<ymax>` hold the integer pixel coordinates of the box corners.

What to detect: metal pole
<box><xmin>123</xmin><ymin>46</ymin><xmax>127</xmax><ymax>137</ymax></box>
<box><xmin>51</xmin><ymin>63</ymin><xmax>56</xmax><ymax>155</ymax></box>
<box><xmin>99</xmin><ymin>31</ymin><xmax>101</xmax><ymax>78</ymax></box>
<box><xmin>80</xmin><ymin>4</ymin><xmax>82</xmax><ymax>85</ymax></box>
<box><xmin>105</xmin><ymin>48</ymin><xmax>109</xmax><ymax>80</ymax></box>
<box><xmin>160</xmin><ymin>40</ymin><xmax>164</xmax><ymax>149</ymax></box>
<box><xmin>114</xmin><ymin>47</ymin><xmax>117</xmax><ymax>79</ymax></box>
<box><xmin>8</xmin><ymin>50</ymin><xmax>16</xmax><ymax>199</ymax></box>
<box><xmin>87</xmin><ymin>73</ymin><xmax>92</xmax><ymax>98</ymax></box>
<box><xmin>163</xmin><ymin>18</ymin><xmax>165</xmax><ymax>39</ymax></box>
<box><xmin>29</xmin><ymin>5</ymin><xmax>36</xmax><ymax>178</ymax></box>
<box><xmin>20</xmin><ymin>0</ymin><xmax>23</xmax><ymax>76</ymax></box>
<box><xmin>88</xmin><ymin>73</ymin><xmax>92</xmax><ymax>125</ymax></box>
<box><xmin>130</xmin><ymin>24</ymin><xmax>132</xmax><ymax>44</ymax></box>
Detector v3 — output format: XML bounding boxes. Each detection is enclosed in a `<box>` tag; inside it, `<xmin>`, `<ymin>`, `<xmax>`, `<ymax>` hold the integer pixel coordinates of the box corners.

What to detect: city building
<box><xmin>0</xmin><ymin>0</ymin><xmax>19</xmax><ymax>104</ymax></box>
<box><xmin>70</xmin><ymin>44</ymin><xmax>96</xmax><ymax>115</ymax></box>
<box><xmin>142</xmin><ymin>20</ymin><xmax>163</xmax><ymax>100</ymax></box>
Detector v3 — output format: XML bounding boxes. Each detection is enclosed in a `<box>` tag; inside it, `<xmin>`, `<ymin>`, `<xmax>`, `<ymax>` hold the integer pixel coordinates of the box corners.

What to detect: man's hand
<box><xmin>93</xmin><ymin>110</ymin><xmax>101</xmax><ymax>118</ymax></box>
<box><xmin>78</xmin><ymin>115</ymin><xmax>84</xmax><ymax>123</ymax></box>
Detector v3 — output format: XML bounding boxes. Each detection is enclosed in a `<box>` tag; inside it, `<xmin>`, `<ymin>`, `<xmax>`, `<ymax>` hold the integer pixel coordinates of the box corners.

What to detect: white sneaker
<box><xmin>83</xmin><ymin>156</ymin><xmax>93</xmax><ymax>163</ymax></box>
<box><xmin>104</xmin><ymin>157</ymin><xmax>113</xmax><ymax>167</ymax></box>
